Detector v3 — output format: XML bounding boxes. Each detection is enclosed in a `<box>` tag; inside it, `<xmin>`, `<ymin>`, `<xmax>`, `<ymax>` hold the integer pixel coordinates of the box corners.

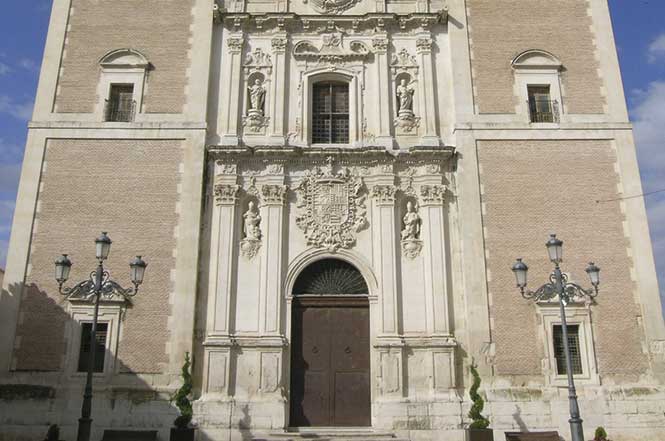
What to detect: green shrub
<box><xmin>172</xmin><ymin>352</ymin><xmax>193</xmax><ymax>429</ymax></box>
<box><xmin>468</xmin><ymin>363</ymin><xmax>490</xmax><ymax>429</ymax></box>
<box><xmin>594</xmin><ymin>427</ymin><xmax>608</xmax><ymax>441</ymax></box>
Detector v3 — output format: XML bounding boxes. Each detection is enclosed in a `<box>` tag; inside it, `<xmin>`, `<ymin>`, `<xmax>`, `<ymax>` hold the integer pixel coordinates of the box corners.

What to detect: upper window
<box><xmin>553</xmin><ymin>324</ymin><xmax>583</xmax><ymax>375</ymax></box>
<box><xmin>528</xmin><ymin>85</ymin><xmax>557</xmax><ymax>123</ymax></box>
<box><xmin>105</xmin><ymin>84</ymin><xmax>135</xmax><ymax>122</ymax></box>
<box><xmin>77</xmin><ymin>322</ymin><xmax>109</xmax><ymax>373</ymax></box>
<box><xmin>312</xmin><ymin>82</ymin><xmax>349</xmax><ymax>144</ymax></box>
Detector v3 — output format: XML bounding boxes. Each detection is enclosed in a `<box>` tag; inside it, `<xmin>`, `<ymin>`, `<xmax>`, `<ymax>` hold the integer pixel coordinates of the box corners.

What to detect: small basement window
<box><xmin>527</xmin><ymin>85</ymin><xmax>557</xmax><ymax>123</ymax></box>
<box><xmin>553</xmin><ymin>324</ymin><xmax>583</xmax><ymax>375</ymax></box>
<box><xmin>77</xmin><ymin>322</ymin><xmax>109</xmax><ymax>373</ymax></box>
<box><xmin>105</xmin><ymin>84</ymin><xmax>136</xmax><ymax>122</ymax></box>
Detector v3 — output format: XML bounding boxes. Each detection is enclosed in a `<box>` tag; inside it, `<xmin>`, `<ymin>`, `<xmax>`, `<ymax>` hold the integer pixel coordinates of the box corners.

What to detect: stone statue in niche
<box><xmin>240</xmin><ymin>201</ymin><xmax>262</xmax><ymax>259</ymax></box>
<box><xmin>243</xmin><ymin>77</ymin><xmax>269</xmax><ymax>133</ymax></box>
<box><xmin>401</xmin><ymin>201</ymin><xmax>421</xmax><ymax>241</ymax></box>
<box><xmin>248</xmin><ymin>79</ymin><xmax>266</xmax><ymax>115</ymax></box>
<box><xmin>401</xmin><ymin>200</ymin><xmax>423</xmax><ymax>259</ymax></box>
<box><xmin>394</xmin><ymin>78</ymin><xmax>419</xmax><ymax>133</ymax></box>
<box><xmin>396</xmin><ymin>79</ymin><xmax>415</xmax><ymax>115</ymax></box>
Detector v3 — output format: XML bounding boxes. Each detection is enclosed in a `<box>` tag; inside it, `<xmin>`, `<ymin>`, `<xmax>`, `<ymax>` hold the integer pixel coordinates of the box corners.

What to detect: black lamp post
<box><xmin>511</xmin><ymin>234</ymin><xmax>599</xmax><ymax>441</ymax></box>
<box><xmin>55</xmin><ymin>232</ymin><xmax>147</xmax><ymax>441</ymax></box>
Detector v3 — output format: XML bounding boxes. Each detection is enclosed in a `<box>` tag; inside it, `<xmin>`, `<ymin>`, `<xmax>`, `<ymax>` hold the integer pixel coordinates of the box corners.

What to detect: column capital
<box><xmin>227</xmin><ymin>36</ymin><xmax>244</xmax><ymax>54</ymax></box>
<box><xmin>416</xmin><ymin>37</ymin><xmax>433</xmax><ymax>54</ymax></box>
<box><xmin>372</xmin><ymin>37</ymin><xmax>389</xmax><ymax>54</ymax></box>
<box><xmin>371</xmin><ymin>184</ymin><xmax>398</xmax><ymax>205</ymax></box>
<box><xmin>271</xmin><ymin>37</ymin><xmax>288</xmax><ymax>53</ymax></box>
<box><xmin>420</xmin><ymin>184</ymin><xmax>446</xmax><ymax>205</ymax></box>
<box><xmin>214</xmin><ymin>184</ymin><xmax>241</xmax><ymax>205</ymax></box>
<box><xmin>261</xmin><ymin>184</ymin><xmax>288</xmax><ymax>205</ymax></box>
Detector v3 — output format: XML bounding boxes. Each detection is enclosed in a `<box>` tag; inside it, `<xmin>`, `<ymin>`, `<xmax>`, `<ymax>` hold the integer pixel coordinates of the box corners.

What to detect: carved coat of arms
<box><xmin>296</xmin><ymin>165</ymin><xmax>367</xmax><ymax>251</ymax></box>
<box><xmin>306</xmin><ymin>0</ymin><xmax>361</xmax><ymax>14</ymax></box>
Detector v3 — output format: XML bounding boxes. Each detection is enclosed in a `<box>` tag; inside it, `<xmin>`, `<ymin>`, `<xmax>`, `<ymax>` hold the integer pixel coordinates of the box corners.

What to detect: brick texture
<box><xmin>478</xmin><ymin>140</ymin><xmax>647</xmax><ymax>380</ymax></box>
<box><xmin>14</xmin><ymin>139</ymin><xmax>182</xmax><ymax>373</ymax></box>
<box><xmin>466</xmin><ymin>0</ymin><xmax>605</xmax><ymax>114</ymax></box>
<box><xmin>55</xmin><ymin>0</ymin><xmax>195</xmax><ymax>114</ymax></box>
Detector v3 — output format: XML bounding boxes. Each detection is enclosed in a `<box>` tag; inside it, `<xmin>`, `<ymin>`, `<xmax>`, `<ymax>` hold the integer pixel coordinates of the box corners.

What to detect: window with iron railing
<box><xmin>312</xmin><ymin>82</ymin><xmax>349</xmax><ymax>144</ymax></box>
<box><xmin>553</xmin><ymin>324</ymin><xmax>583</xmax><ymax>375</ymax></box>
<box><xmin>77</xmin><ymin>322</ymin><xmax>109</xmax><ymax>373</ymax></box>
<box><xmin>528</xmin><ymin>85</ymin><xmax>559</xmax><ymax>123</ymax></box>
<box><xmin>105</xmin><ymin>84</ymin><xmax>136</xmax><ymax>122</ymax></box>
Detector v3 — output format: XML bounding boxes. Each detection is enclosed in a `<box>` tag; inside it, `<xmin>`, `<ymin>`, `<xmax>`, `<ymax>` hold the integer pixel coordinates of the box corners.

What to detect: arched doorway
<box><xmin>289</xmin><ymin>258</ymin><xmax>371</xmax><ymax>427</ymax></box>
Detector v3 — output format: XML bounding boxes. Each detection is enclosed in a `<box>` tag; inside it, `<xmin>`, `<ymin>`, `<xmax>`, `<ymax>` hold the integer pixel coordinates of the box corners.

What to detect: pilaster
<box><xmin>372</xmin><ymin>35</ymin><xmax>394</xmax><ymax>149</ymax></box>
<box><xmin>415</xmin><ymin>35</ymin><xmax>439</xmax><ymax>146</ymax></box>
<box><xmin>268</xmin><ymin>36</ymin><xmax>288</xmax><ymax>144</ymax></box>
<box><xmin>219</xmin><ymin>33</ymin><xmax>245</xmax><ymax>146</ymax></box>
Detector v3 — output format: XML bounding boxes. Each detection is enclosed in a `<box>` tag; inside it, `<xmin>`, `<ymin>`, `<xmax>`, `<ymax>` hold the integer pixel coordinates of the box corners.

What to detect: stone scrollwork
<box><xmin>295</xmin><ymin>162</ymin><xmax>367</xmax><ymax>251</ymax></box>
<box><xmin>293</xmin><ymin>36</ymin><xmax>372</xmax><ymax>65</ymax></box>
<box><xmin>304</xmin><ymin>0</ymin><xmax>361</xmax><ymax>14</ymax></box>
<box><xmin>401</xmin><ymin>200</ymin><xmax>423</xmax><ymax>259</ymax></box>
<box><xmin>214</xmin><ymin>184</ymin><xmax>241</xmax><ymax>205</ymax></box>
<box><xmin>416</xmin><ymin>38</ymin><xmax>433</xmax><ymax>53</ymax></box>
<box><xmin>240</xmin><ymin>200</ymin><xmax>262</xmax><ymax>259</ymax></box>
<box><xmin>420</xmin><ymin>184</ymin><xmax>446</xmax><ymax>205</ymax></box>
<box><xmin>271</xmin><ymin>37</ymin><xmax>287</xmax><ymax>52</ymax></box>
<box><xmin>372</xmin><ymin>38</ymin><xmax>389</xmax><ymax>53</ymax></box>
<box><xmin>227</xmin><ymin>37</ymin><xmax>244</xmax><ymax>53</ymax></box>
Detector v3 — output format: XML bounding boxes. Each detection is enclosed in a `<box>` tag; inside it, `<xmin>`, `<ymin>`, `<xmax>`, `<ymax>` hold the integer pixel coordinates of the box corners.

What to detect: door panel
<box><xmin>290</xmin><ymin>299</ymin><xmax>370</xmax><ymax>427</ymax></box>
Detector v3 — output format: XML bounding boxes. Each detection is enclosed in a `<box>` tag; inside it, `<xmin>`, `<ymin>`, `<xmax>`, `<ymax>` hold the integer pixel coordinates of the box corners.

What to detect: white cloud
<box><xmin>18</xmin><ymin>58</ymin><xmax>38</xmax><ymax>72</ymax></box>
<box><xmin>648</xmin><ymin>34</ymin><xmax>665</xmax><ymax>63</ymax></box>
<box><xmin>631</xmin><ymin>81</ymin><xmax>665</xmax><ymax>301</ymax></box>
<box><xmin>0</xmin><ymin>95</ymin><xmax>33</xmax><ymax>121</ymax></box>
<box><xmin>0</xmin><ymin>62</ymin><xmax>10</xmax><ymax>76</ymax></box>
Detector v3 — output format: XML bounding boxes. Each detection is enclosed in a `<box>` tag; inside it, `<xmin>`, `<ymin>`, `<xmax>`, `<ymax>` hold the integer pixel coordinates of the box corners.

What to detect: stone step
<box><xmin>254</xmin><ymin>428</ymin><xmax>408</xmax><ymax>441</ymax></box>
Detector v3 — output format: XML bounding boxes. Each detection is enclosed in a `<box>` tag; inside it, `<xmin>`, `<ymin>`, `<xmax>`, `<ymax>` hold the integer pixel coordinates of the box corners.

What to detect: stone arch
<box><xmin>512</xmin><ymin>49</ymin><xmax>563</xmax><ymax>70</ymax></box>
<box><xmin>99</xmin><ymin>48</ymin><xmax>150</xmax><ymax>69</ymax></box>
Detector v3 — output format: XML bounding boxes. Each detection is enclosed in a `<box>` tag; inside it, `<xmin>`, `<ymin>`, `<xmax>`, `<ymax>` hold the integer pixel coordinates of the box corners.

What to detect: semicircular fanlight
<box><xmin>293</xmin><ymin>259</ymin><xmax>368</xmax><ymax>295</ymax></box>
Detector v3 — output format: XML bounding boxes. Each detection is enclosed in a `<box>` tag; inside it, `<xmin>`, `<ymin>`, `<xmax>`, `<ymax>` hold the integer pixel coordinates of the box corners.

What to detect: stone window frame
<box><xmin>302</xmin><ymin>69</ymin><xmax>360</xmax><ymax>147</ymax></box>
<box><xmin>95</xmin><ymin>48</ymin><xmax>150</xmax><ymax>123</ymax></box>
<box><xmin>64</xmin><ymin>300</ymin><xmax>125</xmax><ymax>379</ymax></box>
<box><xmin>537</xmin><ymin>300</ymin><xmax>600</xmax><ymax>386</ymax></box>
<box><xmin>512</xmin><ymin>49</ymin><xmax>564</xmax><ymax>125</ymax></box>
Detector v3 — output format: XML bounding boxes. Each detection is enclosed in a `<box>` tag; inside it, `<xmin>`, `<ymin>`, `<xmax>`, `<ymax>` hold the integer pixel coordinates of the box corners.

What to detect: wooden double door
<box><xmin>290</xmin><ymin>297</ymin><xmax>371</xmax><ymax>427</ymax></box>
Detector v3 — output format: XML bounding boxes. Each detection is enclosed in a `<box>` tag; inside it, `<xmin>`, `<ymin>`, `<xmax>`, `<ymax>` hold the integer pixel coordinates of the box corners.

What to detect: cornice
<box><xmin>207</xmin><ymin>145</ymin><xmax>455</xmax><ymax>161</ymax></box>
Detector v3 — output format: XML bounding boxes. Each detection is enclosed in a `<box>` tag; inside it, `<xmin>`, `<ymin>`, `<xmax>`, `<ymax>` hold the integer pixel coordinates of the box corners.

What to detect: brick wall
<box><xmin>55</xmin><ymin>0</ymin><xmax>195</xmax><ymax>114</ymax></box>
<box><xmin>466</xmin><ymin>0</ymin><xmax>605</xmax><ymax>115</ymax></box>
<box><xmin>478</xmin><ymin>140</ymin><xmax>648</xmax><ymax>380</ymax></box>
<box><xmin>13</xmin><ymin>139</ymin><xmax>182</xmax><ymax>373</ymax></box>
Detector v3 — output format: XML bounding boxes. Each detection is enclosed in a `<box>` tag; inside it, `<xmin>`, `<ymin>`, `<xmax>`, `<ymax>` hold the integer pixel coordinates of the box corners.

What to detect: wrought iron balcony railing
<box><xmin>104</xmin><ymin>100</ymin><xmax>136</xmax><ymax>122</ymax></box>
<box><xmin>528</xmin><ymin>98</ymin><xmax>560</xmax><ymax>123</ymax></box>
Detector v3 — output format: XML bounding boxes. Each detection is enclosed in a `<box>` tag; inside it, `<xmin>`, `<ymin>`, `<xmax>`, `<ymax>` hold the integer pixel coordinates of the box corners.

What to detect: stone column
<box><xmin>258</xmin><ymin>182</ymin><xmax>288</xmax><ymax>335</ymax></box>
<box><xmin>269</xmin><ymin>36</ymin><xmax>288</xmax><ymax>145</ymax></box>
<box><xmin>415</xmin><ymin>36</ymin><xmax>439</xmax><ymax>146</ymax></box>
<box><xmin>371</xmin><ymin>182</ymin><xmax>400</xmax><ymax>335</ymax></box>
<box><xmin>419</xmin><ymin>184</ymin><xmax>450</xmax><ymax>335</ymax></box>
<box><xmin>219</xmin><ymin>33</ymin><xmax>244</xmax><ymax>146</ymax></box>
<box><xmin>372</xmin><ymin>36</ymin><xmax>393</xmax><ymax>149</ymax></box>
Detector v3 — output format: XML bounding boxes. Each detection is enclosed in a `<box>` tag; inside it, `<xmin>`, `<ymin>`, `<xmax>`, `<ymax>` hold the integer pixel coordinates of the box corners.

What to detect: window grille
<box><xmin>293</xmin><ymin>259</ymin><xmax>368</xmax><ymax>295</ymax></box>
<box><xmin>78</xmin><ymin>322</ymin><xmax>108</xmax><ymax>373</ymax></box>
<box><xmin>312</xmin><ymin>82</ymin><xmax>349</xmax><ymax>144</ymax></box>
<box><xmin>105</xmin><ymin>84</ymin><xmax>136</xmax><ymax>122</ymax></box>
<box><xmin>528</xmin><ymin>85</ymin><xmax>558</xmax><ymax>123</ymax></box>
<box><xmin>553</xmin><ymin>324</ymin><xmax>583</xmax><ymax>375</ymax></box>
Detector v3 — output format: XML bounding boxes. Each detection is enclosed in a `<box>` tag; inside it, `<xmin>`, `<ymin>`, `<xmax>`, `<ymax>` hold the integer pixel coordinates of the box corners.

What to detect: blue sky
<box><xmin>0</xmin><ymin>1</ymin><xmax>665</xmax><ymax>311</ymax></box>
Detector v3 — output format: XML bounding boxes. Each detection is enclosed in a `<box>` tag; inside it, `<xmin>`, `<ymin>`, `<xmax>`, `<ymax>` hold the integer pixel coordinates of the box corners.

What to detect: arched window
<box><xmin>292</xmin><ymin>259</ymin><xmax>368</xmax><ymax>295</ymax></box>
<box><xmin>312</xmin><ymin>82</ymin><xmax>350</xmax><ymax>144</ymax></box>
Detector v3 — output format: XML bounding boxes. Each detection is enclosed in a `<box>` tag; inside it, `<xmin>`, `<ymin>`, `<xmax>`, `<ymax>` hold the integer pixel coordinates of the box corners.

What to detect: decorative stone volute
<box><xmin>420</xmin><ymin>184</ymin><xmax>446</xmax><ymax>205</ymax></box>
<box><xmin>371</xmin><ymin>185</ymin><xmax>397</xmax><ymax>205</ymax></box>
<box><xmin>214</xmin><ymin>184</ymin><xmax>241</xmax><ymax>205</ymax></box>
<box><xmin>261</xmin><ymin>185</ymin><xmax>288</xmax><ymax>205</ymax></box>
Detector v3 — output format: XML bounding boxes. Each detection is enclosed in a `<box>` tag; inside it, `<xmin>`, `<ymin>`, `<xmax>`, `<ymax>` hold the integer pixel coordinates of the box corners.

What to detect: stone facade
<box><xmin>1</xmin><ymin>1</ymin><xmax>664</xmax><ymax>441</ymax></box>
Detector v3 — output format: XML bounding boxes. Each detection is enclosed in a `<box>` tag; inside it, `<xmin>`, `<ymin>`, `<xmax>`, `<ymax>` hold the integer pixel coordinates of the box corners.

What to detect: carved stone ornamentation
<box><xmin>243</xmin><ymin>78</ymin><xmax>269</xmax><ymax>133</ymax></box>
<box><xmin>416</xmin><ymin>38</ymin><xmax>433</xmax><ymax>53</ymax></box>
<box><xmin>391</xmin><ymin>48</ymin><xmax>418</xmax><ymax>71</ymax></box>
<box><xmin>293</xmin><ymin>37</ymin><xmax>372</xmax><ymax>65</ymax></box>
<box><xmin>214</xmin><ymin>184</ymin><xmax>240</xmax><ymax>205</ymax></box>
<box><xmin>244</xmin><ymin>48</ymin><xmax>272</xmax><ymax>68</ymax></box>
<box><xmin>420</xmin><ymin>184</ymin><xmax>446</xmax><ymax>205</ymax></box>
<box><xmin>227</xmin><ymin>37</ymin><xmax>244</xmax><ymax>53</ymax></box>
<box><xmin>261</xmin><ymin>185</ymin><xmax>288</xmax><ymax>205</ymax></box>
<box><xmin>271</xmin><ymin>37</ymin><xmax>287</xmax><ymax>52</ymax></box>
<box><xmin>217</xmin><ymin>163</ymin><xmax>238</xmax><ymax>175</ymax></box>
<box><xmin>395</xmin><ymin>78</ymin><xmax>419</xmax><ymax>132</ymax></box>
<box><xmin>240</xmin><ymin>201</ymin><xmax>262</xmax><ymax>259</ymax></box>
<box><xmin>304</xmin><ymin>0</ymin><xmax>361</xmax><ymax>14</ymax></box>
<box><xmin>371</xmin><ymin>185</ymin><xmax>397</xmax><ymax>205</ymax></box>
<box><xmin>295</xmin><ymin>163</ymin><xmax>367</xmax><ymax>251</ymax></box>
<box><xmin>372</xmin><ymin>38</ymin><xmax>389</xmax><ymax>53</ymax></box>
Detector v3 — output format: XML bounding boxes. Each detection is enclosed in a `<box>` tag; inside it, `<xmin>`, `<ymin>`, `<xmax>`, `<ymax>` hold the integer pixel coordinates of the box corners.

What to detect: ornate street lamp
<box><xmin>511</xmin><ymin>234</ymin><xmax>599</xmax><ymax>441</ymax></box>
<box><xmin>55</xmin><ymin>232</ymin><xmax>147</xmax><ymax>441</ymax></box>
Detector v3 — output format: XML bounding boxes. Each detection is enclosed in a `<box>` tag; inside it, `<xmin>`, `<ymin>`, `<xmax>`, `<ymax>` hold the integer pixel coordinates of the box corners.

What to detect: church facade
<box><xmin>2</xmin><ymin>1</ymin><xmax>665</xmax><ymax>440</ymax></box>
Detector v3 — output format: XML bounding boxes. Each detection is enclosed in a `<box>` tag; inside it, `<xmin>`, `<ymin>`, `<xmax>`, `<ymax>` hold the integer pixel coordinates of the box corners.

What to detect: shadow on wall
<box><xmin>0</xmin><ymin>281</ymin><xmax>179</xmax><ymax>441</ymax></box>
